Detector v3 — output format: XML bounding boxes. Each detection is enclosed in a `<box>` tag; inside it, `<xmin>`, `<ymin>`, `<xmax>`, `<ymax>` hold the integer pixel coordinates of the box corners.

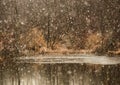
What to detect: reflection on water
<box><xmin>0</xmin><ymin>62</ymin><xmax>120</xmax><ymax>85</ymax></box>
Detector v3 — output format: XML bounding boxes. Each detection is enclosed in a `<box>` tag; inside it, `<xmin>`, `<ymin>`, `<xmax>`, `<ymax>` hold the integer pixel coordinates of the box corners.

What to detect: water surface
<box><xmin>0</xmin><ymin>55</ymin><xmax>120</xmax><ymax>85</ymax></box>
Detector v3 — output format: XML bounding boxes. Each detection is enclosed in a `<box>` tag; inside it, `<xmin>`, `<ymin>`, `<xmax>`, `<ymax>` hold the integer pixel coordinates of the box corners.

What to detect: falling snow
<box><xmin>0</xmin><ymin>0</ymin><xmax>120</xmax><ymax>85</ymax></box>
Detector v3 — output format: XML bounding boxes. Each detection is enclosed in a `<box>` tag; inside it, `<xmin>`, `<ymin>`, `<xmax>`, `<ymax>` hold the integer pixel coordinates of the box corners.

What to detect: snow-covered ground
<box><xmin>16</xmin><ymin>54</ymin><xmax>120</xmax><ymax>65</ymax></box>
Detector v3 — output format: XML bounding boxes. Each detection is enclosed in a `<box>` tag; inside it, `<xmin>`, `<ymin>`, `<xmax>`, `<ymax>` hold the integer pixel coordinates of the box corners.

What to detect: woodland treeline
<box><xmin>0</xmin><ymin>0</ymin><xmax>120</xmax><ymax>58</ymax></box>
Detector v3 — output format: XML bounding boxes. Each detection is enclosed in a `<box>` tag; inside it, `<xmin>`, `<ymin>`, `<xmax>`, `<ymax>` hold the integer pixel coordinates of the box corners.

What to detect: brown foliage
<box><xmin>85</xmin><ymin>32</ymin><xmax>102</xmax><ymax>51</ymax></box>
<box><xmin>18</xmin><ymin>28</ymin><xmax>47</xmax><ymax>55</ymax></box>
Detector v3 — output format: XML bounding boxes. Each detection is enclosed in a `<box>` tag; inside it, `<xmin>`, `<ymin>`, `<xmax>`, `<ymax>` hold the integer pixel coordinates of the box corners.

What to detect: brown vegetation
<box><xmin>18</xmin><ymin>28</ymin><xmax>48</xmax><ymax>56</ymax></box>
<box><xmin>0</xmin><ymin>0</ymin><xmax>120</xmax><ymax>58</ymax></box>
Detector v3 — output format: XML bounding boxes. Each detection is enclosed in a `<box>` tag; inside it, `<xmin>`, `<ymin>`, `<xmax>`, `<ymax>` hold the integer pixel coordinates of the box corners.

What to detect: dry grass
<box><xmin>108</xmin><ymin>49</ymin><xmax>120</xmax><ymax>56</ymax></box>
<box><xmin>85</xmin><ymin>32</ymin><xmax>102</xmax><ymax>51</ymax></box>
<box><xmin>107</xmin><ymin>41</ymin><xmax>120</xmax><ymax>56</ymax></box>
<box><xmin>45</xmin><ymin>49</ymin><xmax>93</xmax><ymax>55</ymax></box>
<box><xmin>19</xmin><ymin>28</ymin><xmax>47</xmax><ymax>56</ymax></box>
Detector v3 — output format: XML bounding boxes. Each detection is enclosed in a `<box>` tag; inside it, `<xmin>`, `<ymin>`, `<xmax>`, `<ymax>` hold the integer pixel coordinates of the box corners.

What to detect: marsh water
<box><xmin>0</xmin><ymin>55</ymin><xmax>120</xmax><ymax>85</ymax></box>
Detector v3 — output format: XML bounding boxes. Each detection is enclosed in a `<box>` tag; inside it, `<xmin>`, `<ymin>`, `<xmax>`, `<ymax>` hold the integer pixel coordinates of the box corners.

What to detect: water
<box><xmin>0</xmin><ymin>55</ymin><xmax>120</xmax><ymax>85</ymax></box>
